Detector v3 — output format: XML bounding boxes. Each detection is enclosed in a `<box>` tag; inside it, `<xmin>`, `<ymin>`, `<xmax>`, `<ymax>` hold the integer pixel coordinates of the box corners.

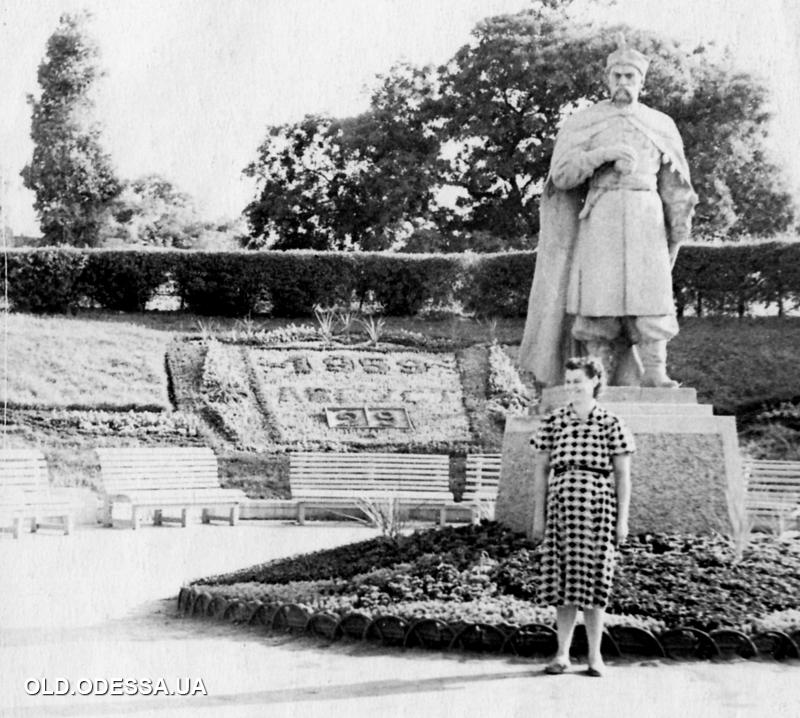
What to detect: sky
<box><xmin>1</xmin><ymin>0</ymin><xmax>799</xmax><ymax>236</ymax></box>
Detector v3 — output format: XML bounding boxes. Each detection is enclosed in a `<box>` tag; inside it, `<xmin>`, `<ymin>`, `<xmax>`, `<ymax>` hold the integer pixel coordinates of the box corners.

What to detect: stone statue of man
<box><xmin>519</xmin><ymin>39</ymin><xmax>697</xmax><ymax>388</ymax></box>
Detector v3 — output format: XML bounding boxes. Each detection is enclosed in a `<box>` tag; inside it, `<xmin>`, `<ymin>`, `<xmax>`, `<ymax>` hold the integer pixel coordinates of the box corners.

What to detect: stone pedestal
<box><xmin>495</xmin><ymin>387</ymin><xmax>745</xmax><ymax>537</ymax></box>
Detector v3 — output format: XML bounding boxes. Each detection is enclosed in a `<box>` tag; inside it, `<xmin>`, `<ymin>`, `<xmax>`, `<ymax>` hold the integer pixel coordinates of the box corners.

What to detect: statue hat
<box><xmin>606</xmin><ymin>33</ymin><xmax>649</xmax><ymax>77</ymax></box>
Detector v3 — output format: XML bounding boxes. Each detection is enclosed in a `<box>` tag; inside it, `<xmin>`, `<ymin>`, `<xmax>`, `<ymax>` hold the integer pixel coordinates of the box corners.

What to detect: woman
<box><xmin>530</xmin><ymin>356</ymin><xmax>635</xmax><ymax>677</ymax></box>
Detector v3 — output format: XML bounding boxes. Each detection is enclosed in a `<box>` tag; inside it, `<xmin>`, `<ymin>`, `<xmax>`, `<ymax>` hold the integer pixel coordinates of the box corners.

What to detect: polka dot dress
<box><xmin>531</xmin><ymin>403</ymin><xmax>636</xmax><ymax>608</ymax></box>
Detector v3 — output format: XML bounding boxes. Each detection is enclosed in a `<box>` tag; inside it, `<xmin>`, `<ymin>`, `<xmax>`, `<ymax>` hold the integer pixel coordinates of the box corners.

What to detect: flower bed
<box><xmin>25</xmin><ymin>408</ymin><xmax>202</xmax><ymax>438</ymax></box>
<box><xmin>486</xmin><ymin>342</ymin><xmax>533</xmax><ymax>419</ymax></box>
<box><xmin>247</xmin><ymin>347</ymin><xmax>470</xmax><ymax>447</ymax></box>
<box><xmin>187</xmin><ymin>523</ymin><xmax>800</xmax><ymax>660</ymax></box>
<box><xmin>198</xmin><ymin>339</ymin><xmax>274</xmax><ymax>450</ymax></box>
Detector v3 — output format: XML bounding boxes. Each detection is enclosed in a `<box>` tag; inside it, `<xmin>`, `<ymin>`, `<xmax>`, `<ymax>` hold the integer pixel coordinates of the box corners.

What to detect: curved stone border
<box><xmin>176</xmin><ymin>587</ymin><xmax>800</xmax><ymax>663</ymax></box>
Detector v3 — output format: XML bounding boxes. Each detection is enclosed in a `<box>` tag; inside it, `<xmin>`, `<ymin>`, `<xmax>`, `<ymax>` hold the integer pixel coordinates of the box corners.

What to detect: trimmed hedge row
<box><xmin>3</xmin><ymin>243</ymin><xmax>800</xmax><ymax>317</ymax></box>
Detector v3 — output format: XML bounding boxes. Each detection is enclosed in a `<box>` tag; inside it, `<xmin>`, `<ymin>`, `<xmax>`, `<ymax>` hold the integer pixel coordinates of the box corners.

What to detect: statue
<box><xmin>519</xmin><ymin>38</ymin><xmax>697</xmax><ymax>388</ymax></box>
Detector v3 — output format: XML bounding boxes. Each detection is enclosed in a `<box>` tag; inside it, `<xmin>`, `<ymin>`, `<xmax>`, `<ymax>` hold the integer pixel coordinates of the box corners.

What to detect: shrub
<box><xmin>264</xmin><ymin>251</ymin><xmax>358</xmax><ymax>317</ymax></box>
<box><xmin>174</xmin><ymin>251</ymin><xmax>271</xmax><ymax>316</ymax></box>
<box><xmin>4</xmin><ymin>248</ymin><xmax>88</xmax><ymax>313</ymax></box>
<box><xmin>81</xmin><ymin>249</ymin><xmax>176</xmax><ymax>311</ymax></box>
<box><xmin>673</xmin><ymin>241</ymin><xmax>800</xmax><ymax>317</ymax></box>
<box><xmin>359</xmin><ymin>253</ymin><xmax>465</xmax><ymax>315</ymax></box>
<box><xmin>461</xmin><ymin>252</ymin><xmax>536</xmax><ymax>318</ymax></box>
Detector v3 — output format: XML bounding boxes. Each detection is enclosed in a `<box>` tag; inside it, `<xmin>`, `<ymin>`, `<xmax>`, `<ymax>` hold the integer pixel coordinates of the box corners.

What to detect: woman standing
<box><xmin>530</xmin><ymin>356</ymin><xmax>635</xmax><ymax>677</ymax></box>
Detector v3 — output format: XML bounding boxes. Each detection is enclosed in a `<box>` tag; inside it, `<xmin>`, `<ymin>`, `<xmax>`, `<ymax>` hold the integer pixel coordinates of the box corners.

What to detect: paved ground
<box><xmin>0</xmin><ymin>521</ymin><xmax>798</xmax><ymax>718</ymax></box>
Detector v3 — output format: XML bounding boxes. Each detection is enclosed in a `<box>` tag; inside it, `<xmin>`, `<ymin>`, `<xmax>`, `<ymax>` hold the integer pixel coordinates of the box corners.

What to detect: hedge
<box><xmin>2</xmin><ymin>242</ymin><xmax>799</xmax><ymax>318</ymax></box>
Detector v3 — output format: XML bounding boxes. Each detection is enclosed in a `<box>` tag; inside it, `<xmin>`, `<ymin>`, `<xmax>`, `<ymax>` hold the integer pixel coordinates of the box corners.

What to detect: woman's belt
<box><xmin>552</xmin><ymin>464</ymin><xmax>612</xmax><ymax>477</ymax></box>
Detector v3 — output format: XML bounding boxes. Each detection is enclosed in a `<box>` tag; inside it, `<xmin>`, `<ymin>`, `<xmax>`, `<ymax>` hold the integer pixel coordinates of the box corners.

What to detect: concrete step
<box><xmin>602</xmin><ymin>402</ymin><xmax>713</xmax><ymax>416</ymax></box>
<box><xmin>540</xmin><ymin>385</ymin><xmax>698</xmax><ymax>411</ymax></box>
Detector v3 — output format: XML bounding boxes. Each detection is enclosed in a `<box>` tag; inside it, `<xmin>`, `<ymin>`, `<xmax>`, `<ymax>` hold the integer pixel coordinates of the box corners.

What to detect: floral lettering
<box><xmin>359</xmin><ymin>356</ymin><xmax>389</xmax><ymax>374</ymax></box>
<box><xmin>323</xmin><ymin>355</ymin><xmax>355</xmax><ymax>373</ymax></box>
<box><xmin>305</xmin><ymin>388</ymin><xmax>331</xmax><ymax>402</ymax></box>
<box><xmin>397</xmin><ymin>358</ymin><xmax>426</xmax><ymax>374</ymax></box>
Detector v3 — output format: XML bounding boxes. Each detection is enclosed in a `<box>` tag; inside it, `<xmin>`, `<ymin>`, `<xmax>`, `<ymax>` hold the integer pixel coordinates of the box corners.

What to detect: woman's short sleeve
<box><xmin>530</xmin><ymin>415</ymin><xmax>554</xmax><ymax>453</ymax></box>
<box><xmin>608</xmin><ymin>415</ymin><xmax>636</xmax><ymax>456</ymax></box>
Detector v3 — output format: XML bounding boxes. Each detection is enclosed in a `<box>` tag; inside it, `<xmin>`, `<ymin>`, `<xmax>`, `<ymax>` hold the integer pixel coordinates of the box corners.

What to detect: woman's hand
<box><xmin>615</xmin><ymin>521</ymin><xmax>629</xmax><ymax>546</ymax></box>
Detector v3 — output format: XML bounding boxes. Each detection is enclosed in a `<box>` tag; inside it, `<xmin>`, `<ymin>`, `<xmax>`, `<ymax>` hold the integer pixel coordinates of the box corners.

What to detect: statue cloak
<box><xmin>518</xmin><ymin>101</ymin><xmax>695</xmax><ymax>387</ymax></box>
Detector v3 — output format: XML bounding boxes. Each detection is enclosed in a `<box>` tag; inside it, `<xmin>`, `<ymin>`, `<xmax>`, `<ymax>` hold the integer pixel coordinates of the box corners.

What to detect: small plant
<box><xmin>348</xmin><ymin>494</ymin><xmax>407</xmax><ymax>540</ymax></box>
<box><xmin>231</xmin><ymin>317</ymin><xmax>260</xmax><ymax>342</ymax></box>
<box><xmin>338</xmin><ymin>310</ymin><xmax>357</xmax><ymax>339</ymax></box>
<box><xmin>195</xmin><ymin>319</ymin><xmax>218</xmax><ymax>345</ymax></box>
<box><xmin>483</xmin><ymin>318</ymin><xmax>498</xmax><ymax>344</ymax></box>
<box><xmin>359</xmin><ymin>315</ymin><xmax>386</xmax><ymax>346</ymax></box>
<box><xmin>314</xmin><ymin>305</ymin><xmax>337</xmax><ymax>344</ymax></box>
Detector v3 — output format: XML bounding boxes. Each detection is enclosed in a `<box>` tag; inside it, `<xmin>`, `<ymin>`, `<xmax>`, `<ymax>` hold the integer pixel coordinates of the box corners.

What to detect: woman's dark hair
<box><xmin>564</xmin><ymin>356</ymin><xmax>605</xmax><ymax>398</ymax></box>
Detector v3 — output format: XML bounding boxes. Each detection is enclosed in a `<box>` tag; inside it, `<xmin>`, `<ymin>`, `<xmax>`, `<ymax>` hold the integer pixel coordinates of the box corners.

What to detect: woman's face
<box><xmin>564</xmin><ymin>368</ymin><xmax>597</xmax><ymax>402</ymax></box>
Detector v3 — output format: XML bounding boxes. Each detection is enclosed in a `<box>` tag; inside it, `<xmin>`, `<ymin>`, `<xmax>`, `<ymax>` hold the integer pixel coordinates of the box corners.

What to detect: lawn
<box><xmin>0</xmin><ymin>311</ymin><xmax>798</xmax><ymax>493</ymax></box>
<box><xmin>0</xmin><ymin>313</ymin><xmax>173</xmax><ymax>409</ymax></box>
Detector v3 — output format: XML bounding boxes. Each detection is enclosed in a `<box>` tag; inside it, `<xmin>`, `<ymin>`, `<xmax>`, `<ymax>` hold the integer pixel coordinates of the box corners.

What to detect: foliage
<box><xmin>197</xmin><ymin>522</ymin><xmax>529</xmax><ymax>586</ymax></box>
<box><xmin>198</xmin><ymin>339</ymin><xmax>272</xmax><ymax>450</ymax></box>
<box><xmin>102</xmin><ymin>174</ymin><xmax>243</xmax><ymax>249</ymax></box>
<box><xmin>243</xmin><ymin>77</ymin><xmax>441</xmax><ymax>251</ymax></box>
<box><xmin>6</xmin><ymin>243</ymin><xmax>800</xmax><ymax>319</ymax></box>
<box><xmin>486</xmin><ymin>342</ymin><xmax>533</xmax><ymax>418</ymax></box>
<box><xmin>4</xmin><ymin>248</ymin><xmax>88</xmax><ymax>312</ymax></box>
<box><xmin>41</xmin><ymin>408</ymin><xmax>201</xmax><ymax>437</ymax></box>
<box><xmin>174</xmin><ymin>252</ymin><xmax>272</xmax><ymax>317</ymax></box>
<box><xmin>242</xmin><ymin>6</ymin><xmax>794</xmax><ymax>249</ymax></box>
<box><xmin>461</xmin><ymin>251</ymin><xmax>536</xmax><ymax>317</ymax></box>
<box><xmin>194</xmin><ymin>522</ymin><xmax>800</xmax><ymax>633</ymax></box>
<box><xmin>81</xmin><ymin>249</ymin><xmax>175</xmax><ymax>311</ymax></box>
<box><xmin>358</xmin><ymin>253</ymin><xmax>464</xmax><ymax>315</ymax></box>
<box><xmin>20</xmin><ymin>11</ymin><xmax>121</xmax><ymax>246</ymax></box>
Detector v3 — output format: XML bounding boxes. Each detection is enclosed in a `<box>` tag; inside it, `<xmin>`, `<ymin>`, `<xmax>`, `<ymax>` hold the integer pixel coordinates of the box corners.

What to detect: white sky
<box><xmin>1</xmin><ymin>0</ymin><xmax>798</xmax><ymax>236</ymax></box>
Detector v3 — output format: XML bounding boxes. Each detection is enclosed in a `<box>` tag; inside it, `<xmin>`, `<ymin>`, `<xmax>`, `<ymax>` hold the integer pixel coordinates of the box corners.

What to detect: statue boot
<box><xmin>639</xmin><ymin>340</ymin><xmax>679</xmax><ymax>388</ymax></box>
<box><xmin>584</xmin><ymin>339</ymin><xmax>618</xmax><ymax>385</ymax></box>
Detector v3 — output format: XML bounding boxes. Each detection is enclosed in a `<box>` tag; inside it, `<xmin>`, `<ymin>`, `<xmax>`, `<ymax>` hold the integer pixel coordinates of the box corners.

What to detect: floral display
<box><xmin>486</xmin><ymin>342</ymin><xmax>533</xmax><ymax>418</ymax></box>
<box><xmin>193</xmin><ymin>523</ymin><xmax>800</xmax><ymax>636</ymax></box>
<box><xmin>247</xmin><ymin>348</ymin><xmax>471</xmax><ymax>447</ymax></box>
<box><xmin>37</xmin><ymin>408</ymin><xmax>202</xmax><ymax>437</ymax></box>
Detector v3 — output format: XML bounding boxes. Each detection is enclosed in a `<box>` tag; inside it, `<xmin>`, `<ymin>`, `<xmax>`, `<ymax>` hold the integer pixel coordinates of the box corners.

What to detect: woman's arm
<box><xmin>612</xmin><ymin>453</ymin><xmax>631</xmax><ymax>545</ymax></box>
<box><xmin>532</xmin><ymin>451</ymin><xmax>551</xmax><ymax>543</ymax></box>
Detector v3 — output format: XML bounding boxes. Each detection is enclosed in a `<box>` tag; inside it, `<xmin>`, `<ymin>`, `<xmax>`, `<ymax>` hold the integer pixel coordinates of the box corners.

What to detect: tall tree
<box><xmin>21</xmin><ymin>11</ymin><xmax>121</xmax><ymax>247</ymax></box>
<box><xmin>243</xmin><ymin>5</ymin><xmax>794</xmax><ymax>250</ymax></box>
<box><xmin>434</xmin><ymin>8</ymin><xmax>794</xmax><ymax>241</ymax></box>
<box><xmin>243</xmin><ymin>63</ymin><xmax>442</xmax><ymax>251</ymax></box>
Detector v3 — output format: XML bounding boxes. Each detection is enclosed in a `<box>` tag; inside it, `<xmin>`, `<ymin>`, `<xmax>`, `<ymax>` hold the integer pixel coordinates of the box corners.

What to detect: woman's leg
<box><xmin>583</xmin><ymin>607</ymin><xmax>605</xmax><ymax>671</ymax></box>
<box><xmin>553</xmin><ymin>605</ymin><xmax>578</xmax><ymax>664</ymax></box>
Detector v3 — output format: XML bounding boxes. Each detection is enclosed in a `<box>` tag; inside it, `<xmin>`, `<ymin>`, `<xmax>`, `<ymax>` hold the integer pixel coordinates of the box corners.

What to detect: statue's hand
<box><xmin>607</xmin><ymin>144</ymin><xmax>637</xmax><ymax>175</ymax></box>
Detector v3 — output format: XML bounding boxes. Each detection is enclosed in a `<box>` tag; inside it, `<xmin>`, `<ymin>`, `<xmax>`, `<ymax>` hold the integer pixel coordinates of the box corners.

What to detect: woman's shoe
<box><xmin>585</xmin><ymin>666</ymin><xmax>604</xmax><ymax>677</ymax></box>
<box><xmin>544</xmin><ymin>661</ymin><xmax>570</xmax><ymax>675</ymax></box>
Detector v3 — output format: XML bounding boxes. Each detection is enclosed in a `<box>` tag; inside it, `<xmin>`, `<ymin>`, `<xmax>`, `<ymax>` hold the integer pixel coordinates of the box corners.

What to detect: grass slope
<box><xmin>0</xmin><ymin>313</ymin><xmax>172</xmax><ymax>408</ymax></box>
<box><xmin>0</xmin><ymin>312</ymin><xmax>798</xmax><ymax>491</ymax></box>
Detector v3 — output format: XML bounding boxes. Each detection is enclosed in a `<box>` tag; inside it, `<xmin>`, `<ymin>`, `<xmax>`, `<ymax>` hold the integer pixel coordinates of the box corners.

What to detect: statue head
<box><xmin>605</xmin><ymin>34</ymin><xmax>648</xmax><ymax>107</ymax></box>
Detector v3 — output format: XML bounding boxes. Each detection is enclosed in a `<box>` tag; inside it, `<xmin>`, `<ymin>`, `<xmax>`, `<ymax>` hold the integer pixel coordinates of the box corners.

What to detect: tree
<box><xmin>103</xmin><ymin>174</ymin><xmax>201</xmax><ymax>247</ymax></box>
<box><xmin>433</xmin><ymin>8</ymin><xmax>794</xmax><ymax>241</ymax></box>
<box><xmin>21</xmin><ymin>11</ymin><xmax>121</xmax><ymax>247</ymax></box>
<box><xmin>243</xmin><ymin>63</ymin><xmax>443</xmax><ymax>251</ymax></box>
<box><xmin>243</xmin><ymin>5</ymin><xmax>794</xmax><ymax>250</ymax></box>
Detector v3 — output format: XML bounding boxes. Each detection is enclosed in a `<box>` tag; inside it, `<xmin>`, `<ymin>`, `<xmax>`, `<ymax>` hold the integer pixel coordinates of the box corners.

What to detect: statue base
<box><xmin>495</xmin><ymin>387</ymin><xmax>745</xmax><ymax>536</ymax></box>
